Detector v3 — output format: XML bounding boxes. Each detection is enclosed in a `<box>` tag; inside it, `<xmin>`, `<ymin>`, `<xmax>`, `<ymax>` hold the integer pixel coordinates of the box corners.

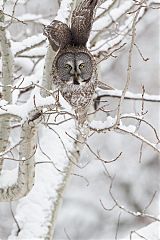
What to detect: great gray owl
<box><xmin>44</xmin><ymin>0</ymin><xmax>98</xmax><ymax>123</ymax></box>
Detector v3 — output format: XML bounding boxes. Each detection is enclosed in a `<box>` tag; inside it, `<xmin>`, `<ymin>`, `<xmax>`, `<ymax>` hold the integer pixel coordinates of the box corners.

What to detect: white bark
<box><xmin>0</xmin><ymin>10</ymin><xmax>13</xmax><ymax>174</ymax></box>
<box><xmin>0</xmin><ymin>7</ymin><xmax>38</xmax><ymax>202</ymax></box>
<box><xmin>0</xmin><ymin>115</ymin><xmax>38</xmax><ymax>201</ymax></box>
<box><xmin>40</xmin><ymin>45</ymin><xmax>55</xmax><ymax>97</ymax></box>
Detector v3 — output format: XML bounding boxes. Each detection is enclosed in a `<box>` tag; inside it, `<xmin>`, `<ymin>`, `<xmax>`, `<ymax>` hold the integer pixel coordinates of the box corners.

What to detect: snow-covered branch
<box><xmin>96</xmin><ymin>89</ymin><xmax>160</xmax><ymax>103</ymax></box>
<box><xmin>0</xmin><ymin>115</ymin><xmax>39</xmax><ymax>201</ymax></box>
<box><xmin>12</xmin><ymin>34</ymin><xmax>46</xmax><ymax>57</ymax></box>
<box><xmin>90</xmin><ymin>115</ymin><xmax>160</xmax><ymax>154</ymax></box>
<box><xmin>90</xmin><ymin>0</ymin><xmax>158</xmax><ymax>57</ymax></box>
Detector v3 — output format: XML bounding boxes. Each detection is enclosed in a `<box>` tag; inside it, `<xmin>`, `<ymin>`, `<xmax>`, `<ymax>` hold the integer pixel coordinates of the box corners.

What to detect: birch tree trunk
<box><xmin>0</xmin><ymin>116</ymin><xmax>37</xmax><ymax>201</ymax></box>
<box><xmin>0</xmin><ymin>10</ymin><xmax>13</xmax><ymax>175</ymax></box>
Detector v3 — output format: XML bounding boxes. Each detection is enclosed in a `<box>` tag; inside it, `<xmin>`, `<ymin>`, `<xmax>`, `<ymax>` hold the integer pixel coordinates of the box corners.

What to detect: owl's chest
<box><xmin>60</xmin><ymin>83</ymin><xmax>95</xmax><ymax>109</ymax></box>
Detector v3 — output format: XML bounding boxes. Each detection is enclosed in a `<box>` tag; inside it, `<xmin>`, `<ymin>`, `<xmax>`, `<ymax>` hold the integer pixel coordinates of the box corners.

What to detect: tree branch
<box><xmin>96</xmin><ymin>89</ymin><xmax>160</xmax><ymax>103</ymax></box>
<box><xmin>0</xmin><ymin>115</ymin><xmax>39</xmax><ymax>201</ymax></box>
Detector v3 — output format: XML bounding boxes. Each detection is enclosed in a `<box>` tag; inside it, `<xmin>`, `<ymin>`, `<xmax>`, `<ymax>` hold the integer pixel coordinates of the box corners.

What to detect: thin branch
<box><xmin>130</xmin><ymin>230</ymin><xmax>148</xmax><ymax>240</ymax></box>
<box><xmin>47</xmin><ymin>125</ymin><xmax>88</xmax><ymax>169</ymax></box>
<box><xmin>139</xmin><ymin>141</ymin><xmax>143</xmax><ymax>163</ymax></box>
<box><xmin>134</xmin><ymin>43</ymin><xmax>149</xmax><ymax>61</ymax></box>
<box><xmin>65</xmin><ymin>132</ymin><xmax>122</xmax><ymax>164</ymax></box>
<box><xmin>5</xmin><ymin>0</ymin><xmax>20</xmax><ymax>28</ymax></box>
<box><xmin>117</xmin><ymin>126</ymin><xmax>160</xmax><ymax>154</ymax></box>
<box><xmin>1</xmin><ymin>11</ymin><xmax>26</xmax><ymax>25</ymax></box>
<box><xmin>0</xmin><ymin>140</ymin><xmax>22</xmax><ymax>157</ymax></box>
<box><xmin>64</xmin><ymin>228</ymin><xmax>72</xmax><ymax>240</ymax></box>
<box><xmin>115</xmin><ymin>212</ymin><xmax>122</xmax><ymax>240</ymax></box>
<box><xmin>115</xmin><ymin>2</ymin><xmax>143</xmax><ymax>126</ymax></box>
<box><xmin>95</xmin><ymin>43</ymin><xmax>126</xmax><ymax>64</ymax></box>
<box><xmin>10</xmin><ymin>202</ymin><xmax>21</xmax><ymax>235</ymax></box>
<box><xmin>101</xmin><ymin>177</ymin><xmax>160</xmax><ymax>222</ymax></box>
<box><xmin>142</xmin><ymin>191</ymin><xmax>157</xmax><ymax>214</ymax></box>
<box><xmin>120</xmin><ymin>114</ymin><xmax>159</xmax><ymax>142</ymax></box>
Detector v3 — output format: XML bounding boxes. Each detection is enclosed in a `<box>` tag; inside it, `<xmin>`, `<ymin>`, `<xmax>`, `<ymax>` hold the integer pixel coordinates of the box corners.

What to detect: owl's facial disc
<box><xmin>56</xmin><ymin>52</ymin><xmax>93</xmax><ymax>85</ymax></box>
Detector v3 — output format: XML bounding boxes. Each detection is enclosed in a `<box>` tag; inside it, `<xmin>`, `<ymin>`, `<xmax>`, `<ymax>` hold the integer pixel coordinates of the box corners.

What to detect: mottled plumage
<box><xmin>71</xmin><ymin>0</ymin><xmax>98</xmax><ymax>46</ymax></box>
<box><xmin>44</xmin><ymin>0</ymin><xmax>98</xmax><ymax>123</ymax></box>
<box><xmin>43</xmin><ymin>20</ymin><xmax>72</xmax><ymax>51</ymax></box>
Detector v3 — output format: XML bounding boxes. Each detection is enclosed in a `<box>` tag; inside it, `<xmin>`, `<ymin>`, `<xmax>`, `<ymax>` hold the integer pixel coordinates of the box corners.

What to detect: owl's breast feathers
<box><xmin>61</xmin><ymin>81</ymin><xmax>96</xmax><ymax>110</ymax></box>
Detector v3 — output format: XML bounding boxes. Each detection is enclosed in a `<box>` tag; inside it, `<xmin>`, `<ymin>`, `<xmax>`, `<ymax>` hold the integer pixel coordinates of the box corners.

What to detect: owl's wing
<box><xmin>71</xmin><ymin>0</ymin><xmax>98</xmax><ymax>46</ymax></box>
<box><xmin>43</xmin><ymin>20</ymin><xmax>72</xmax><ymax>51</ymax></box>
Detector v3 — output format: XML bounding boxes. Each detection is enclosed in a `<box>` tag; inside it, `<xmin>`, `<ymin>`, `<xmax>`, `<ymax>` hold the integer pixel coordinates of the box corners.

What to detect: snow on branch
<box><xmin>0</xmin><ymin>89</ymin><xmax>55</xmax><ymax>120</ymax></box>
<box><xmin>0</xmin><ymin>117</ymin><xmax>38</xmax><ymax>201</ymax></box>
<box><xmin>55</xmin><ymin>0</ymin><xmax>76</xmax><ymax>23</ymax></box>
<box><xmin>90</xmin><ymin>115</ymin><xmax>160</xmax><ymax>154</ymax></box>
<box><xmin>0</xmin><ymin>86</ymin><xmax>55</xmax><ymax>202</ymax></box>
<box><xmin>90</xmin><ymin>0</ymin><xmax>135</xmax><ymax>46</ymax></box>
<box><xmin>13</xmin><ymin>13</ymin><xmax>51</xmax><ymax>25</ymax></box>
<box><xmin>8</xmin><ymin>116</ymin><xmax>78</xmax><ymax>239</ymax></box>
<box><xmin>90</xmin><ymin>0</ymin><xmax>159</xmax><ymax>56</ymax></box>
<box><xmin>96</xmin><ymin>89</ymin><xmax>160</xmax><ymax>103</ymax></box>
<box><xmin>12</xmin><ymin>34</ymin><xmax>46</xmax><ymax>57</ymax></box>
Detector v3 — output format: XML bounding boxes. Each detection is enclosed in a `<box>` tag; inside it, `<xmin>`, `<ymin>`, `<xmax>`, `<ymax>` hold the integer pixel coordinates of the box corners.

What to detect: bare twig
<box><xmin>101</xmin><ymin>178</ymin><xmax>160</xmax><ymax>222</ymax></box>
<box><xmin>120</xmin><ymin>115</ymin><xmax>159</xmax><ymax>142</ymax></box>
<box><xmin>65</xmin><ymin>131</ymin><xmax>122</xmax><ymax>164</ymax></box>
<box><xmin>115</xmin><ymin>212</ymin><xmax>122</xmax><ymax>240</ymax></box>
<box><xmin>10</xmin><ymin>202</ymin><xmax>21</xmax><ymax>235</ymax></box>
<box><xmin>130</xmin><ymin>230</ymin><xmax>148</xmax><ymax>240</ymax></box>
<box><xmin>1</xmin><ymin>11</ymin><xmax>26</xmax><ymax>25</ymax></box>
<box><xmin>115</xmin><ymin>2</ymin><xmax>144</xmax><ymax>126</ymax></box>
<box><xmin>5</xmin><ymin>0</ymin><xmax>20</xmax><ymax>28</ymax></box>
<box><xmin>95</xmin><ymin>43</ymin><xmax>126</xmax><ymax>64</ymax></box>
<box><xmin>134</xmin><ymin>43</ymin><xmax>149</xmax><ymax>61</ymax></box>
<box><xmin>117</xmin><ymin>126</ymin><xmax>160</xmax><ymax>154</ymax></box>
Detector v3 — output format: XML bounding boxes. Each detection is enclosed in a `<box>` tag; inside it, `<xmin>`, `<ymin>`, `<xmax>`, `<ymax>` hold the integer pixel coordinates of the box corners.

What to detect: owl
<box><xmin>44</xmin><ymin>0</ymin><xmax>99</xmax><ymax>123</ymax></box>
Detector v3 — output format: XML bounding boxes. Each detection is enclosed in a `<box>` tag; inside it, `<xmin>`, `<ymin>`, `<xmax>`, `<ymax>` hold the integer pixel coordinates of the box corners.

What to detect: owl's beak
<box><xmin>73</xmin><ymin>72</ymin><xmax>80</xmax><ymax>85</ymax></box>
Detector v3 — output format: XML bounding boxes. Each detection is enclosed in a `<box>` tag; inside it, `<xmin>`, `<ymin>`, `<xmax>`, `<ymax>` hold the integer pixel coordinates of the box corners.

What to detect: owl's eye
<box><xmin>79</xmin><ymin>63</ymin><xmax>85</xmax><ymax>69</ymax></box>
<box><xmin>65</xmin><ymin>64</ymin><xmax>72</xmax><ymax>70</ymax></box>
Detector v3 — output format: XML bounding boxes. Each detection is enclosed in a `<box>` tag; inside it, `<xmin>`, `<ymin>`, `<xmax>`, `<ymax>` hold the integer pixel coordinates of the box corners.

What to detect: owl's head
<box><xmin>55</xmin><ymin>47</ymin><xmax>94</xmax><ymax>86</ymax></box>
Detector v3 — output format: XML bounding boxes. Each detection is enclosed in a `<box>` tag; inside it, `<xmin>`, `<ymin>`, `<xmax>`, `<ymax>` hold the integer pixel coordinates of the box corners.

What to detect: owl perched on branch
<box><xmin>44</xmin><ymin>0</ymin><xmax>110</xmax><ymax>123</ymax></box>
